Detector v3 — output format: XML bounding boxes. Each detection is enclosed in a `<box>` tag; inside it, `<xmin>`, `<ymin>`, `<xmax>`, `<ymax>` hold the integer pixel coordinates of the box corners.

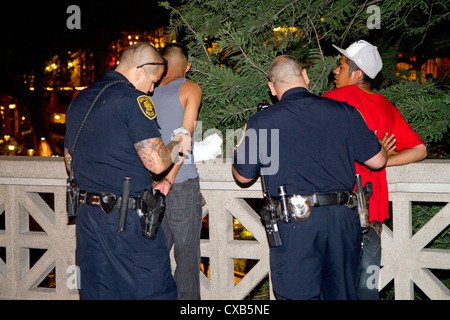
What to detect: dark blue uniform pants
<box><xmin>76</xmin><ymin>205</ymin><xmax>177</xmax><ymax>300</ymax></box>
<box><xmin>270</xmin><ymin>206</ymin><xmax>362</xmax><ymax>300</ymax></box>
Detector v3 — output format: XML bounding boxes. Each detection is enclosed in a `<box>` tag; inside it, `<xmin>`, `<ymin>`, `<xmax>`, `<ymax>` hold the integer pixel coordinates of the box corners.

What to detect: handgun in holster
<box><xmin>67</xmin><ymin>168</ymin><xmax>80</xmax><ymax>217</ymax></box>
<box><xmin>355</xmin><ymin>174</ymin><xmax>373</xmax><ymax>234</ymax></box>
<box><xmin>137</xmin><ymin>189</ymin><xmax>166</xmax><ymax>240</ymax></box>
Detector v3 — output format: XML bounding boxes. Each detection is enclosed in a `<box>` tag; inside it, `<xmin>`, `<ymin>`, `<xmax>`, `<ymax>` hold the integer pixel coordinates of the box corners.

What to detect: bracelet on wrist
<box><xmin>171</xmin><ymin>127</ymin><xmax>190</xmax><ymax>141</ymax></box>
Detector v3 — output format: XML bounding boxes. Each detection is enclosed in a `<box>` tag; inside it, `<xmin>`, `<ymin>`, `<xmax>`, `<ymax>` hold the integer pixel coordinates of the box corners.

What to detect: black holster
<box><xmin>137</xmin><ymin>189</ymin><xmax>166</xmax><ymax>240</ymax></box>
<box><xmin>67</xmin><ymin>169</ymin><xmax>80</xmax><ymax>217</ymax></box>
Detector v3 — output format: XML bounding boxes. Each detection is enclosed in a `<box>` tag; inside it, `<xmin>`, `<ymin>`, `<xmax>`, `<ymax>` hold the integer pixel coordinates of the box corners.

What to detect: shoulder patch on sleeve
<box><xmin>234</xmin><ymin>124</ymin><xmax>247</xmax><ymax>153</ymax></box>
<box><xmin>137</xmin><ymin>95</ymin><xmax>157</xmax><ymax>120</ymax></box>
<box><xmin>236</xmin><ymin>124</ymin><xmax>247</xmax><ymax>148</ymax></box>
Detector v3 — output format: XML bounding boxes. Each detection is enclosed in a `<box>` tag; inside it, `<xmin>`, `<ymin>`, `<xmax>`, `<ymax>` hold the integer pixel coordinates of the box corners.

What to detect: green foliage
<box><xmin>412</xmin><ymin>202</ymin><xmax>449</xmax><ymax>249</ymax></box>
<box><xmin>307</xmin><ymin>50</ymin><xmax>339</xmax><ymax>95</ymax></box>
<box><xmin>161</xmin><ymin>0</ymin><xmax>449</xmax><ymax>144</ymax></box>
<box><xmin>378</xmin><ymin>81</ymin><xmax>450</xmax><ymax>144</ymax></box>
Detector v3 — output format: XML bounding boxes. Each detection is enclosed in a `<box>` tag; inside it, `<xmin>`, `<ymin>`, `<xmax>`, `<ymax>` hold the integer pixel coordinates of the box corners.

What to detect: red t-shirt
<box><xmin>323</xmin><ymin>85</ymin><xmax>424</xmax><ymax>222</ymax></box>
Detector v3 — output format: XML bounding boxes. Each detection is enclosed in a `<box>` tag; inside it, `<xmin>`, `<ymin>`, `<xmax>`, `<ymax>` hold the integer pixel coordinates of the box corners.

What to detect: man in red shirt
<box><xmin>323</xmin><ymin>40</ymin><xmax>427</xmax><ymax>299</ymax></box>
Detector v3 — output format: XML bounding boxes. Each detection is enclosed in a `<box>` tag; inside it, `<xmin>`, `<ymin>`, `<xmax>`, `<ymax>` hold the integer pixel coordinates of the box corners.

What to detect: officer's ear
<box><xmin>135</xmin><ymin>67</ymin><xmax>146</xmax><ymax>81</ymax></box>
<box><xmin>302</xmin><ymin>69</ymin><xmax>310</xmax><ymax>87</ymax></box>
<box><xmin>268</xmin><ymin>81</ymin><xmax>277</xmax><ymax>97</ymax></box>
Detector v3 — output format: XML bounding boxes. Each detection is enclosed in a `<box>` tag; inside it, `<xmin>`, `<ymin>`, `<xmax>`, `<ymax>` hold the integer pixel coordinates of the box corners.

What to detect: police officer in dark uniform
<box><xmin>232</xmin><ymin>55</ymin><xmax>387</xmax><ymax>300</ymax></box>
<box><xmin>64</xmin><ymin>43</ymin><xmax>191</xmax><ymax>300</ymax></box>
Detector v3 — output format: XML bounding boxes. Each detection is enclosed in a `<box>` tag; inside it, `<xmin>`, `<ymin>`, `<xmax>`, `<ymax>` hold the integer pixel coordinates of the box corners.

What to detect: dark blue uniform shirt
<box><xmin>65</xmin><ymin>71</ymin><xmax>161</xmax><ymax>197</ymax></box>
<box><xmin>233</xmin><ymin>87</ymin><xmax>381</xmax><ymax>197</ymax></box>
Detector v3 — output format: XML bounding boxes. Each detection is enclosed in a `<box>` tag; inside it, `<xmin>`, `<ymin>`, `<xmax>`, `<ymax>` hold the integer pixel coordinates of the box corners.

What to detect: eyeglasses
<box><xmin>137</xmin><ymin>60</ymin><xmax>167</xmax><ymax>68</ymax></box>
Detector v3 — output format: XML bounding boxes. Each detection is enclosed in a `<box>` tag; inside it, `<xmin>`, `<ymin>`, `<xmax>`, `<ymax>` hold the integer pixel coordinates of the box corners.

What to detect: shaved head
<box><xmin>267</xmin><ymin>55</ymin><xmax>309</xmax><ymax>99</ymax></box>
<box><xmin>158</xmin><ymin>43</ymin><xmax>193</xmax><ymax>84</ymax></box>
<box><xmin>115</xmin><ymin>42</ymin><xmax>166</xmax><ymax>94</ymax></box>
<box><xmin>161</xmin><ymin>43</ymin><xmax>189</xmax><ymax>69</ymax></box>
<box><xmin>268</xmin><ymin>55</ymin><xmax>306</xmax><ymax>87</ymax></box>
<box><xmin>117</xmin><ymin>42</ymin><xmax>163</xmax><ymax>73</ymax></box>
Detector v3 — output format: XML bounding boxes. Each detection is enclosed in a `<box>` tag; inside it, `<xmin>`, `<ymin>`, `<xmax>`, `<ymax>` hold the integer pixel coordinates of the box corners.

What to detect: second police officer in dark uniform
<box><xmin>65</xmin><ymin>43</ymin><xmax>192</xmax><ymax>300</ymax></box>
<box><xmin>232</xmin><ymin>56</ymin><xmax>387</xmax><ymax>300</ymax></box>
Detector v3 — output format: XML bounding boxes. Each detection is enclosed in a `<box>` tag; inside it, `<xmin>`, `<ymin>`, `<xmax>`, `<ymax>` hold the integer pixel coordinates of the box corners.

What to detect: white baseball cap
<box><xmin>333</xmin><ymin>40</ymin><xmax>383</xmax><ymax>79</ymax></box>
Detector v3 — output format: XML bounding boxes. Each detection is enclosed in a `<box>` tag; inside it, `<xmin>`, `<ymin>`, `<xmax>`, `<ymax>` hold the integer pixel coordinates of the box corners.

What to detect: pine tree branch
<box><xmin>340</xmin><ymin>0</ymin><xmax>370</xmax><ymax>47</ymax></box>
<box><xmin>191</xmin><ymin>68</ymin><xmax>216</xmax><ymax>79</ymax></box>
<box><xmin>276</xmin><ymin>0</ymin><xmax>300</xmax><ymax>17</ymax></box>
<box><xmin>225</xmin><ymin>30</ymin><xmax>268</xmax><ymax>75</ymax></box>
<box><xmin>167</xmin><ymin>4</ymin><xmax>212</xmax><ymax>64</ymax></box>
<box><xmin>413</xmin><ymin>4</ymin><xmax>432</xmax><ymax>50</ymax></box>
<box><xmin>307</xmin><ymin>15</ymin><xmax>324</xmax><ymax>60</ymax></box>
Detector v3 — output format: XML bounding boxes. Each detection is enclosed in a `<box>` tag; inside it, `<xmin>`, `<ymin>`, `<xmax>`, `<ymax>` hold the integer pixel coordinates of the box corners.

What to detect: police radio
<box><xmin>256</xmin><ymin>102</ymin><xmax>282</xmax><ymax>247</ymax></box>
<box><xmin>260</xmin><ymin>175</ymin><xmax>282</xmax><ymax>247</ymax></box>
<box><xmin>260</xmin><ymin>201</ymin><xmax>283</xmax><ymax>247</ymax></box>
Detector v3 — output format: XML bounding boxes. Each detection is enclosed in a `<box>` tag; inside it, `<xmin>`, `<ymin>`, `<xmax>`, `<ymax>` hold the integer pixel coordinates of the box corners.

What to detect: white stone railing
<box><xmin>0</xmin><ymin>157</ymin><xmax>76</xmax><ymax>300</ymax></box>
<box><xmin>0</xmin><ymin>157</ymin><xmax>449</xmax><ymax>300</ymax></box>
<box><xmin>380</xmin><ymin>160</ymin><xmax>450</xmax><ymax>300</ymax></box>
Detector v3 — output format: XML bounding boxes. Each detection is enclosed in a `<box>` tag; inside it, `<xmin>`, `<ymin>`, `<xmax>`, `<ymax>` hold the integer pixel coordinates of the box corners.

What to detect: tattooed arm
<box><xmin>64</xmin><ymin>148</ymin><xmax>72</xmax><ymax>173</ymax></box>
<box><xmin>135</xmin><ymin>135</ymin><xmax>191</xmax><ymax>175</ymax></box>
<box><xmin>64</xmin><ymin>136</ymin><xmax>190</xmax><ymax>176</ymax></box>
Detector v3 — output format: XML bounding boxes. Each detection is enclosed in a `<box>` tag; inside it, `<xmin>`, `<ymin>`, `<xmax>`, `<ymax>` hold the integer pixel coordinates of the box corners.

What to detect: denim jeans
<box><xmin>356</xmin><ymin>221</ymin><xmax>382</xmax><ymax>300</ymax></box>
<box><xmin>161</xmin><ymin>177</ymin><xmax>203</xmax><ymax>300</ymax></box>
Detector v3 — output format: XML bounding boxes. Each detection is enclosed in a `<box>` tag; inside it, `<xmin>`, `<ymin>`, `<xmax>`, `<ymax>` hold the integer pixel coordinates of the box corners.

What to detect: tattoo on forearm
<box><xmin>64</xmin><ymin>148</ymin><xmax>72</xmax><ymax>171</ymax></box>
<box><xmin>135</xmin><ymin>138</ymin><xmax>172</xmax><ymax>173</ymax></box>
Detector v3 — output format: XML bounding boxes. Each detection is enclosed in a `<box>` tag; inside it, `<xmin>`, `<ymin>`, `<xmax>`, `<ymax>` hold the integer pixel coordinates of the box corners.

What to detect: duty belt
<box><xmin>272</xmin><ymin>191</ymin><xmax>356</xmax><ymax>222</ymax></box>
<box><xmin>305</xmin><ymin>192</ymin><xmax>353</xmax><ymax>207</ymax></box>
<box><xmin>79</xmin><ymin>191</ymin><xmax>137</xmax><ymax>213</ymax></box>
<box><xmin>273</xmin><ymin>191</ymin><xmax>353</xmax><ymax>207</ymax></box>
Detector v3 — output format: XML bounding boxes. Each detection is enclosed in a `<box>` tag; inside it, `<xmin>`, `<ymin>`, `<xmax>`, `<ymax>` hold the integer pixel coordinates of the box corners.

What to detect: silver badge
<box><xmin>289</xmin><ymin>195</ymin><xmax>311</xmax><ymax>220</ymax></box>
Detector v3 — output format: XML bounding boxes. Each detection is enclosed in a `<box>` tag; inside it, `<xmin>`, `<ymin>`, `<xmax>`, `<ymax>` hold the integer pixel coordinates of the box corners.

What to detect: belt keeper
<box><xmin>79</xmin><ymin>192</ymin><xmax>87</xmax><ymax>205</ymax></box>
<box><xmin>310</xmin><ymin>193</ymin><xmax>319</xmax><ymax>207</ymax></box>
<box><xmin>336</xmin><ymin>192</ymin><xmax>344</xmax><ymax>205</ymax></box>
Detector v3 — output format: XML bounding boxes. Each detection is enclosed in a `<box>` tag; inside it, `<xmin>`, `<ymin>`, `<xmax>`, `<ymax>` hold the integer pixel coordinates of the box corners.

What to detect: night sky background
<box><xmin>0</xmin><ymin>1</ymin><xmax>177</xmax><ymax>93</ymax></box>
